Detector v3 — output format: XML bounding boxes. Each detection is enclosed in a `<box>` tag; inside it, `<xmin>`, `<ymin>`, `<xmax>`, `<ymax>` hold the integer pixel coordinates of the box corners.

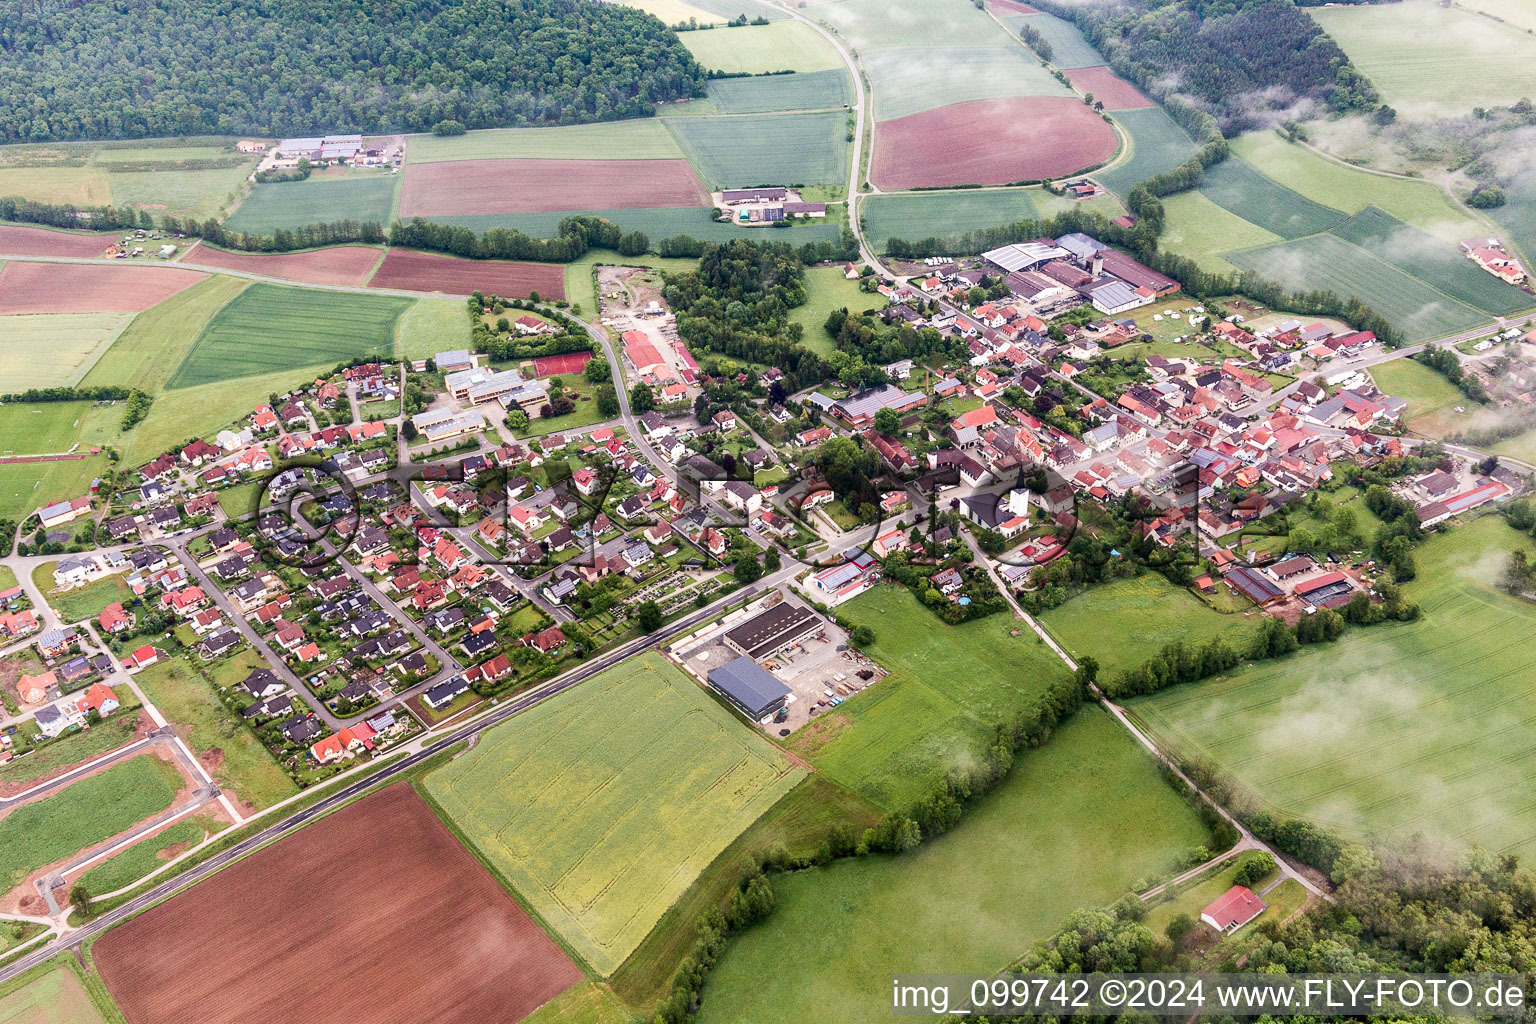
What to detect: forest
<box><xmin>1031</xmin><ymin>0</ymin><xmax>1380</xmax><ymax>132</ymax></box>
<box><xmin>0</xmin><ymin>0</ymin><xmax>707</xmax><ymax>143</ymax></box>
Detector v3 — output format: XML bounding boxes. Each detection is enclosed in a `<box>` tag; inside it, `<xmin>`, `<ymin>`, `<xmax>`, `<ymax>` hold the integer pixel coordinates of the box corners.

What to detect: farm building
<box><xmin>1224</xmin><ymin>566</ymin><xmax>1284</xmax><ymax>606</ymax></box>
<box><xmin>1295</xmin><ymin>570</ymin><xmax>1355</xmax><ymax>609</ymax></box>
<box><xmin>706</xmin><ymin>655</ymin><xmax>793</xmax><ymax>721</ymax></box>
<box><xmin>723</xmin><ymin>601</ymin><xmax>823</xmax><ymax>660</ymax></box>
<box><xmin>1200</xmin><ymin>885</ymin><xmax>1266</xmax><ymax>933</ymax></box>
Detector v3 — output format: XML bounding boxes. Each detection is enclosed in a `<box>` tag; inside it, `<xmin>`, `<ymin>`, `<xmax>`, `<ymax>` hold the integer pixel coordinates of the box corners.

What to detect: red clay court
<box><xmin>871</xmin><ymin>97</ymin><xmax>1119</xmax><ymax>190</ymax></box>
<box><xmin>183</xmin><ymin>243</ymin><xmax>384</xmax><ymax>287</ymax></box>
<box><xmin>94</xmin><ymin>784</ymin><xmax>583</xmax><ymax>1024</ymax></box>
<box><xmin>1066</xmin><ymin>66</ymin><xmax>1153</xmax><ymax>110</ymax></box>
<box><xmin>534</xmin><ymin>351</ymin><xmax>593</xmax><ymax>376</ymax></box>
<box><xmin>0</xmin><ymin>225</ymin><xmax>117</xmax><ymax>257</ymax></box>
<box><xmin>0</xmin><ymin>262</ymin><xmax>206</xmax><ymax>314</ymax></box>
<box><xmin>398</xmin><ymin>157</ymin><xmax>708</xmax><ymax>216</ymax></box>
<box><xmin>369</xmin><ymin>248</ymin><xmax>566</xmax><ymax>300</ymax></box>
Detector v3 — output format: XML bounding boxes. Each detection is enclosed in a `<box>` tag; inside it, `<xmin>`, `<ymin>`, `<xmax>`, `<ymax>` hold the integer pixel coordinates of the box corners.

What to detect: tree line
<box><xmin>0</xmin><ymin>0</ymin><xmax>706</xmax><ymax>143</ymax></box>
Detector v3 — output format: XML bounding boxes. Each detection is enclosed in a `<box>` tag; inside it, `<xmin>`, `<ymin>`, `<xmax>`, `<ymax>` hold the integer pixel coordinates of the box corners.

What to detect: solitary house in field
<box><xmin>1200</xmin><ymin>885</ymin><xmax>1266</xmax><ymax>933</ymax></box>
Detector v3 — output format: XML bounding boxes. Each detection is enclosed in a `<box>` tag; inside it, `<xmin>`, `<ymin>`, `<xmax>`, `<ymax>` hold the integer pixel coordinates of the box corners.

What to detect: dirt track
<box><xmin>94</xmin><ymin>784</ymin><xmax>582</xmax><ymax>1024</ymax></box>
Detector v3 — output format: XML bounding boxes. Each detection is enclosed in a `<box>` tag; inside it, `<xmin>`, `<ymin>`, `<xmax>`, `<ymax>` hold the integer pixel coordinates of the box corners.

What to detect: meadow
<box><xmin>665</xmin><ymin>111</ymin><xmax>848</xmax><ymax>187</ymax></box>
<box><xmin>0</xmin><ymin>314</ymin><xmax>134</xmax><ymax>391</ymax></box>
<box><xmin>698</xmin><ymin>709</ymin><xmax>1213</xmax><ymax>1024</ymax></box>
<box><xmin>1133</xmin><ymin>516</ymin><xmax>1536</xmax><ymax>859</ymax></box>
<box><xmin>80</xmin><ymin>274</ymin><xmax>248</xmax><ymax>394</ymax></box>
<box><xmin>1310</xmin><ymin>0</ymin><xmax>1536</xmax><ymax>119</ymax></box>
<box><xmin>77</xmin><ymin>815</ymin><xmax>220</xmax><ymax>895</ymax></box>
<box><xmin>32</xmin><ymin>564</ymin><xmax>133</xmax><ymax>622</ymax></box>
<box><xmin>0</xmin><ymin>401</ymin><xmax>97</xmax><ymax>456</ymax></box>
<box><xmin>1095</xmin><ymin>107</ymin><xmax>1198</xmax><ymax>198</ymax></box>
<box><xmin>788</xmin><ymin>586</ymin><xmax>1074</xmax><ymax>810</ymax></box>
<box><xmin>0</xmin><ymin>964</ymin><xmax>111</xmax><ymax>1024</ymax></box>
<box><xmin>133</xmin><ymin>654</ymin><xmax>298</xmax><ymax>811</ymax></box>
<box><xmin>704</xmin><ymin>69</ymin><xmax>851</xmax><ymax>114</ymax></box>
<box><xmin>1</xmin><ymin>754</ymin><xmax>182</xmax><ymax>892</ymax></box>
<box><xmin>1039</xmin><ymin>572</ymin><xmax>1260</xmax><ymax>677</ymax></box>
<box><xmin>408</xmin><ymin>120</ymin><xmax>685</xmax><ymax>163</ymax></box>
<box><xmin>1367</xmin><ymin>358</ymin><xmax>1477</xmax><ymax>438</ymax></box>
<box><xmin>423</xmin><ymin>652</ymin><xmax>804</xmax><ymax>976</ymax></box>
<box><xmin>1225</xmin><ymin>233</ymin><xmax>1488</xmax><ymax>342</ymax></box>
<box><xmin>1014</xmin><ymin>11</ymin><xmax>1106</xmax><ymax>68</ymax></box>
<box><xmin>678</xmin><ymin>21</ymin><xmax>841</xmax><ymax>74</ymax></box>
<box><xmin>221</xmin><ymin>173</ymin><xmax>399</xmax><ymax>235</ymax></box>
<box><xmin>0</xmin><ymin>138</ymin><xmax>257</xmax><ymax>220</ymax></box>
<box><xmin>1199</xmin><ymin>156</ymin><xmax>1347</xmax><ymax>239</ymax></box>
<box><xmin>167</xmin><ymin>283</ymin><xmax>409</xmax><ymax>389</ymax></box>
<box><xmin>1158</xmin><ymin>190</ymin><xmax>1281</xmax><ymax>273</ymax></box>
<box><xmin>862</xmin><ymin>188</ymin><xmax>1043</xmax><ymax>248</ymax></box>
<box><xmin>789</xmin><ymin>267</ymin><xmax>876</xmax><ymax>355</ymax></box>
<box><xmin>1461</xmin><ymin>0</ymin><xmax>1536</xmax><ymax>32</ymax></box>
<box><xmin>862</xmin><ymin>46</ymin><xmax>1067</xmax><ymax>121</ymax></box>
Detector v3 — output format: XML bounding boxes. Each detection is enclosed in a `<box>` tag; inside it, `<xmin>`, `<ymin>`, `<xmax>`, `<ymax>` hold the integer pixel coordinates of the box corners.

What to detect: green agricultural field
<box><xmin>1096</xmin><ymin>107</ymin><xmax>1199</xmax><ymax>198</ymax></box>
<box><xmin>0</xmin><ymin>401</ymin><xmax>97</xmax><ymax>456</ymax></box>
<box><xmin>1368</xmin><ymin>357</ymin><xmax>1478</xmax><ymax>438</ymax></box>
<box><xmin>810</xmin><ymin>0</ymin><xmax>1003</xmax><ymax>48</ymax></box>
<box><xmin>1199</xmin><ymin>156</ymin><xmax>1347</xmax><ymax>239</ymax></box>
<box><xmin>1134</xmin><ymin>516</ymin><xmax>1536</xmax><ymax>859</ymax></box>
<box><xmin>32</xmin><ymin>564</ymin><xmax>132</xmax><ymax>623</ymax></box>
<box><xmin>168</xmin><ymin>283</ymin><xmax>409</xmax><ymax>389</ymax></box>
<box><xmin>666</xmin><ymin>111</ymin><xmax>848</xmax><ymax>187</ymax></box>
<box><xmin>699</xmin><ymin>709</ymin><xmax>1213</xmax><ymax>1024</ymax></box>
<box><xmin>789</xmin><ymin>586</ymin><xmax>1074</xmax><ymax>810</ymax></box>
<box><xmin>81</xmin><ymin>275</ymin><xmax>248</xmax><ymax>394</ymax></box>
<box><xmin>425</xmin><ymin>206</ymin><xmax>845</xmax><ymax>248</ymax></box>
<box><xmin>863</xmin><ymin>46</ymin><xmax>1069</xmax><ymax>121</ymax></box>
<box><xmin>1460</xmin><ymin>0</ymin><xmax>1536</xmax><ymax>32</ymax></box>
<box><xmin>0</xmin><ymin>314</ymin><xmax>134</xmax><ymax>392</ymax></box>
<box><xmin>0</xmin><ymin>754</ymin><xmax>181</xmax><ymax>892</ymax></box>
<box><xmin>1040</xmin><ymin>572</ymin><xmax>1260</xmax><ymax>677</ymax></box>
<box><xmin>1225</xmin><ymin>233</ymin><xmax>1488</xmax><ymax>342</ymax></box>
<box><xmin>0</xmin><ymin>964</ymin><xmax>112</xmax><ymax>1024</ymax></box>
<box><xmin>1014</xmin><ymin>11</ymin><xmax>1106</xmax><ymax>68</ymax></box>
<box><xmin>408</xmin><ymin>119</ymin><xmax>686</xmax><ymax>163</ymax></box>
<box><xmin>133</xmin><ymin>655</ymin><xmax>297</xmax><ymax>811</ymax></box>
<box><xmin>1311</xmin><ymin>0</ymin><xmax>1536</xmax><ymax>119</ymax></box>
<box><xmin>863</xmin><ymin>188</ymin><xmax>1043</xmax><ymax>249</ymax></box>
<box><xmin>789</xmin><ymin>267</ymin><xmax>878</xmax><ymax>356</ymax></box>
<box><xmin>395</xmin><ymin>296</ymin><xmax>467</xmax><ymax>359</ymax></box>
<box><xmin>222</xmin><ymin>173</ymin><xmax>398</xmax><ymax>235</ymax></box>
<box><xmin>78</xmin><ymin>816</ymin><xmax>220</xmax><ymax>895</ymax></box>
<box><xmin>1331</xmin><ymin>207</ymin><xmax>1534</xmax><ymax>317</ymax></box>
<box><xmin>0</xmin><ymin>138</ymin><xmax>257</xmax><ymax>220</ymax></box>
<box><xmin>423</xmin><ymin>652</ymin><xmax>804</xmax><ymax>976</ymax></box>
<box><xmin>704</xmin><ymin>69</ymin><xmax>852</xmax><ymax>114</ymax></box>
<box><xmin>520</xmin><ymin>981</ymin><xmax>638</xmax><ymax>1024</ymax></box>
<box><xmin>1230</xmin><ymin>133</ymin><xmax>1488</xmax><ymax>244</ymax></box>
<box><xmin>679</xmin><ymin>21</ymin><xmax>841</xmax><ymax>74</ymax></box>
<box><xmin>1158</xmin><ymin>190</ymin><xmax>1281</xmax><ymax>273</ymax></box>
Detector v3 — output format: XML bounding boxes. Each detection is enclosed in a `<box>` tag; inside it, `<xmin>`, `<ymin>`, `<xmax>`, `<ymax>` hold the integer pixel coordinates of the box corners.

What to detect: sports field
<box><xmin>862</xmin><ymin>46</ymin><xmax>1068</xmax><ymax>121</ymax></box>
<box><xmin>80</xmin><ymin>275</ymin><xmax>247</xmax><ymax>394</ymax></box>
<box><xmin>1230</xmin><ymin>133</ymin><xmax>1487</xmax><ymax>243</ymax></box>
<box><xmin>1330</xmin><ymin>207</ymin><xmax>1534</xmax><ymax>317</ymax></box>
<box><xmin>1158</xmin><ymin>190</ymin><xmax>1280</xmax><ymax>273</ymax></box>
<box><xmin>408</xmin><ymin>120</ymin><xmax>686</xmax><ymax>163</ymax></box>
<box><xmin>788</xmin><ymin>586</ymin><xmax>1074</xmax><ymax>810</ymax></box>
<box><xmin>1367</xmin><ymin>357</ymin><xmax>1477</xmax><ymax>438</ymax></box>
<box><xmin>1199</xmin><ymin>156</ymin><xmax>1348</xmax><ymax>239</ymax></box>
<box><xmin>1225</xmin><ymin>233</ymin><xmax>1488</xmax><ymax>342</ymax></box>
<box><xmin>1015</xmin><ymin>10</ymin><xmax>1105</xmax><ymax>68</ymax></box>
<box><xmin>1134</xmin><ymin>516</ymin><xmax>1536</xmax><ymax>858</ymax></box>
<box><xmin>1311</xmin><ymin>0</ymin><xmax>1536</xmax><ymax>119</ymax></box>
<box><xmin>222</xmin><ymin>173</ymin><xmax>398</xmax><ymax>235</ymax></box>
<box><xmin>167</xmin><ymin>283</ymin><xmax>409</xmax><ymax>389</ymax></box>
<box><xmin>0</xmin><ymin>453</ymin><xmax>105</xmax><ymax>522</ymax></box>
<box><xmin>666</xmin><ymin>111</ymin><xmax>848</xmax><ymax>187</ymax></box>
<box><xmin>679</xmin><ymin>20</ymin><xmax>841</xmax><ymax>74</ymax></box>
<box><xmin>1095</xmin><ymin>107</ymin><xmax>1198</xmax><ymax>198</ymax></box>
<box><xmin>0</xmin><ymin>314</ymin><xmax>133</xmax><ymax>391</ymax></box>
<box><xmin>789</xmin><ymin>267</ymin><xmax>876</xmax><ymax>355</ymax></box>
<box><xmin>704</xmin><ymin>69</ymin><xmax>851</xmax><ymax>113</ymax></box>
<box><xmin>1</xmin><ymin>754</ymin><xmax>182</xmax><ymax>893</ymax></box>
<box><xmin>0</xmin><ymin>402</ymin><xmax>96</xmax><ymax>456</ymax></box>
<box><xmin>862</xmin><ymin>189</ymin><xmax>1041</xmax><ymax>249</ymax></box>
<box><xmin>698</xmin><ymin>709</ymin><xmax>1212</xmax><ymax>1024</ymax></box>
<box><xmin>1040</xmin><ymin>572</ymin><xmax>1260</xmax><ymax>677</ymax></box>
<box><xmin>424</xmin><ymin>652</ymin><xmax>803</xmax><ymax>976</ymax></box>
<box><xmin>0</xmin><ymin>965</ymin><xmax>111</xmax><ymax>1024</ymax></box>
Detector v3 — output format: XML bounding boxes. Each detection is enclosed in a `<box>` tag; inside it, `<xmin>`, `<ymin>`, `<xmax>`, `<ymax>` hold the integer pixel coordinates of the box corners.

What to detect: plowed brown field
<box><xmin>1066</xmin><ymin>66</ymin><xmax>1153</xmax><ymax>110</ymax></box>
<box><xmin>871</xmin><ymin>97</ymin><xmax>1118</xmax><ymax>190</ymax></box>
<box><xmin>398</xmin><ymin>158</ymin><xmax>707</xmax><ymax>216</ymax></box>
<box><xmin>0</xmin><ymin>226</ymin><xmax>118</xmax><ymax>257</ymax></box>
<box><xmin>95</xmin><ymin>785</ymin><xmax>583</xmax><ymax>1024</ymax></box>
<box><xmin>369</xmin><ymin>249</ymin><xmax>566</xmax><ymax>299</ymax></box>
<box><xmin>183</xmin><ymin>244</ymin><xmax>383</xmax><ymax>286</ymax></box>
<box><xmin>0</xmin><ymin>263</ymin><xmax>206</xmax><ymax>313</ymax></box>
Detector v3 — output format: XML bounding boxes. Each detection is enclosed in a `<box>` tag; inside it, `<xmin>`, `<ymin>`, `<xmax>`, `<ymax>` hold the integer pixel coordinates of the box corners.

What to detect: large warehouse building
<box><xmin>722</xmin><ymin>602</ymin><xmax>823</xmax><ymax>660</ymax></box>
<box><xmin>706</xmin><ymin>656</ymin><xmax>793</xmax><ymax>721</ymax></box>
